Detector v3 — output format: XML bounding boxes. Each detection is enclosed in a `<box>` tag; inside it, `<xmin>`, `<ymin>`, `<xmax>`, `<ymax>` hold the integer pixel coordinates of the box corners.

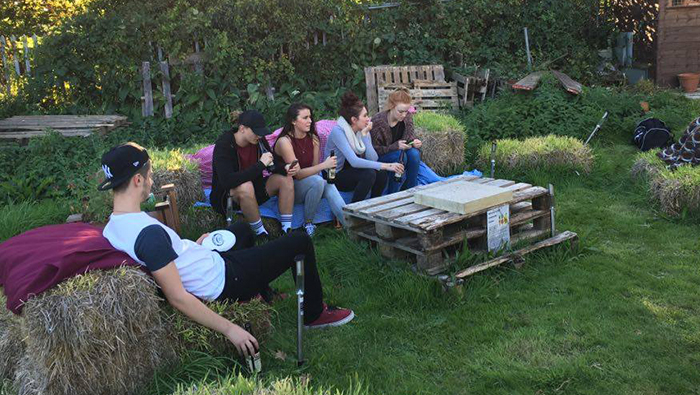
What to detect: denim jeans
<box><xmin>294</xmin><ymin>174</ymin><xmax>347</xmax><ymax>226</ymax></box>
<box><xmin>379</xmin><ymin>147</ymin><xmax>421</xmax><ymax>194</ymax></box>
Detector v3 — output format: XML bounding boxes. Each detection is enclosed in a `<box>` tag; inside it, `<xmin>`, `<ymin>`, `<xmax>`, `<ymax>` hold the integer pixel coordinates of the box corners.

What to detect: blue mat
<box><xmin>195</xmin><ymin>162</ymin><xmax>482</xmax><ymax>228</ymax></box>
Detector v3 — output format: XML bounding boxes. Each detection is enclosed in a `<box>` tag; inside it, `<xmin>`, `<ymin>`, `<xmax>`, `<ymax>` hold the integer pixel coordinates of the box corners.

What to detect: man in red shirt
<box><xmin>211</xmin><ymin>110</ymin><xmax>300</xmax><ymax>237</ymax></box>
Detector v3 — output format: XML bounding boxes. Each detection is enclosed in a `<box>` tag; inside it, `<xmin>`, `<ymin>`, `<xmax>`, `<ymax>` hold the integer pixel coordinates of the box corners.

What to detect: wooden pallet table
<box><xmin>0</xmin><ymin>115</ymin><xmax>128</xmax><ymax>140</ymax></box>
<box><xmin>343</xmin><ymin>175</ymin><xmax>578</xmax><ymax>276</ymax></box>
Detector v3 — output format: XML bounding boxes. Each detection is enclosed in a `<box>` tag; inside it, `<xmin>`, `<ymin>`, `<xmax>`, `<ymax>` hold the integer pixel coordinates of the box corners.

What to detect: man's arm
<box><xmin>213</xmin><ymin>139</ymin><xmax>266</xmax><ymax>190</ymax></box>
<box><xmin>152</xmin><ymin>262</ymin><xmax>258</xmax><ymax>356</ymax></box>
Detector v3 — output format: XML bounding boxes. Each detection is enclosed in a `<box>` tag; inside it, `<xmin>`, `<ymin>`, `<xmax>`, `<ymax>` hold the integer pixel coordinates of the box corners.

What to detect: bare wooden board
<box><xmin>413</xmin><ymin>180</ymin><xmax>514</xmax><ymax>215</ymax></box>
<box><xmin>512</xmin><ymin>72</ymin><xmax>544</xmax><ymax>91</ymax></box>
<box><xmin>552</xmin><ymin>70</ymin><xmax>583</xmax><ymax>95</ymax></box>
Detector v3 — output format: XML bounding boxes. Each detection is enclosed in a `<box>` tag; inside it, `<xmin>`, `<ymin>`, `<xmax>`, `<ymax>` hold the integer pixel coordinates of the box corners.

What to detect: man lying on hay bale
<box><xmin>98</xmin><ymin>142</ymin><xmax>355</xmax><ymax>355</ymax></box>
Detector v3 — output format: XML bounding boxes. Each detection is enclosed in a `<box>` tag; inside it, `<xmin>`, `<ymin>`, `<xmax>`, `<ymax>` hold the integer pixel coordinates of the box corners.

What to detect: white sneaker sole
<box><xmin>304</xmin><ymin>310</ymin><xmax>355</xmax><ymax>329</ymax></box>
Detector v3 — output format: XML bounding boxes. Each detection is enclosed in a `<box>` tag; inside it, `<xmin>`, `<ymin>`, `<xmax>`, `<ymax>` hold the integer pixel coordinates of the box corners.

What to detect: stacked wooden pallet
<box><xmin>343</xmin><ymin>175</ymin><xmax>577</xmax><ymax>277</ymax></box>
<box><xmin>378</xmin><ymin>80</ymin><xmax>459</xmax><ymax>112</ymax></box>
<box><xmin>0</xmin><ymin>115</ymin><xmax>128</xmax><ymax>139</ymax></box>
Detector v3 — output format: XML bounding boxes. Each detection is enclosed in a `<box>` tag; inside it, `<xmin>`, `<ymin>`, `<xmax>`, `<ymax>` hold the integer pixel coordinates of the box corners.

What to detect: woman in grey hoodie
<box><xmin>324</xmin><ymin>92</ymin><xmax>404</xmax><ymax>203</ymax></box>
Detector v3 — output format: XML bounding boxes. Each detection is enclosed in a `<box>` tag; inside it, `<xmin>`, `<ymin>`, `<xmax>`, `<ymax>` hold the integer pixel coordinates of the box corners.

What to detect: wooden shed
<box><xmin>656</xmin><ymin>0</ymin><xmax>700</xmax><ymax>88</ymax></box>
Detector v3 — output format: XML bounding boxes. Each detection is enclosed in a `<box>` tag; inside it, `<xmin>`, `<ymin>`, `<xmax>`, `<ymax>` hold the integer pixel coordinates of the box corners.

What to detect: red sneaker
<box><xmin>305</xmin><ymin>303</ymin><xmax>354</xmax><ymax>329</ymax></box>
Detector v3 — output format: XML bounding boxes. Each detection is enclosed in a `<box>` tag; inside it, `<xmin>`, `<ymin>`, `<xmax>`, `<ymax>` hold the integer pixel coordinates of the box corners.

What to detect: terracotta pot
<box><xmin>678</xmin><ymin>73</ymin><xmax>700</xmax><ymax>93</ymax></box>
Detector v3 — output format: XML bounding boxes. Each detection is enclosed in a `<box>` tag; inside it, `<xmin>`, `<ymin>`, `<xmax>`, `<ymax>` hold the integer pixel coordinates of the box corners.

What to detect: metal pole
<box><xmin>295</xmin><ymin>254</ymin><xmax>305</xmax><ymax>367</ymax></box>
<box><xmin>490</xmin><ymin>142</ymin><xmax>497</xmax><ymax>179</ymax></box>
<box><xmin>585</xmin><ymin>111</ymin><xmax>609</xmax><ymax>145</ymax></box>
<box><xmin>549</xmin><ymin>184</ymin><xmax>556</xmax><ymax>235</ymax></box>
<box><xmin>524</xmin><ymin>28</ymin><xmax>533</xmax><ymax>71</ymax></box>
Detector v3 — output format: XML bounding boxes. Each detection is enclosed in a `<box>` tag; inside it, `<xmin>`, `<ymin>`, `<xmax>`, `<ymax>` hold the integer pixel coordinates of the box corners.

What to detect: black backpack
<box><xmin>633</xmin><ymin>118</ymin><xmax>673</xmax><ymax>151</ymax></box>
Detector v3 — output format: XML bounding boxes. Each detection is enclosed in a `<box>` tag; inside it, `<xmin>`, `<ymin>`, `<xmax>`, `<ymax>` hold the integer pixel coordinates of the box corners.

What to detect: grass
<box><xmin>2</xmin><ymin>143</ymin><xmax>700</xmax><ymax>394</ymax></box>
<box><xmin>475</xmin><ymin>135</ymin><xmax>594</xmax><ymax>175</ymax></box>
<box><xmin>412</xmin><ymin>112</ymin><xmax>464</xmax><ymax>132</ymax></box>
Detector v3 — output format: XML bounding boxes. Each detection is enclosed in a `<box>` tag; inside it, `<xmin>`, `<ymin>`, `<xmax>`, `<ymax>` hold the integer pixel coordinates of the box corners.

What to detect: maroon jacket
<box><xmin>370</xmin><ymin>110</ymin><xmax>417</xmax><ymax>156</ymax></box>
<box><xmin>0</xmin><ymin>222</ymin><xmax>138</xmax><ymax>314</ymax></box>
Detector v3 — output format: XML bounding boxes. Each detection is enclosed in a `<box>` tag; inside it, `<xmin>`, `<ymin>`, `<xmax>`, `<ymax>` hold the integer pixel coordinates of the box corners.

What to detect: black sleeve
<box><xmin>213</xmin><ymin>137</ymin><xmax>266</xmax><ymax>190</ymax></box>
<box><xmin>134</xmin><ymin>225</ymin><xmax>179</xmax><ymax>272</ymax></box>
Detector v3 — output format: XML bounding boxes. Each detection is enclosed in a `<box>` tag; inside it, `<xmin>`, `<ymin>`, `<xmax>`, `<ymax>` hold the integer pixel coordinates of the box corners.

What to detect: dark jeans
<box><xmin>216</xmin><ymin>222</ymin><xmax>323</xmax><ymax>324</ymax></box>
<box><xmin>335</xmin><ymin>162</ymin><xmax>388</xmax><ymax>203</ymax></box>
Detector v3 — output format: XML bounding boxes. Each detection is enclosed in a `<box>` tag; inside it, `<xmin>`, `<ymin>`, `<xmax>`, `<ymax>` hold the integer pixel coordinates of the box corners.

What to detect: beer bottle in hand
<box><xmin>327</xmin><ymin>150</ymin><xmax>336</xmax><ymax>184</ymax></box>
<box><xmin>258</xmin><ymin>141</ymin><xmax>275</xmax><ymax>172</ymax></box>
<box><xmin>394</xmin><ymin>150</ymin><xmax>405</xmax><ymax>183</ymax></box>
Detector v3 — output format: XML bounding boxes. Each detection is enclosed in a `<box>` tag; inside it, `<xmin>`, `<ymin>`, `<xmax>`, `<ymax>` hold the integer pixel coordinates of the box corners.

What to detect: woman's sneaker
<box><xmin>305</xmin><ymin>304</ymin><xmax>354</xmax><ymax>329</ymax></box>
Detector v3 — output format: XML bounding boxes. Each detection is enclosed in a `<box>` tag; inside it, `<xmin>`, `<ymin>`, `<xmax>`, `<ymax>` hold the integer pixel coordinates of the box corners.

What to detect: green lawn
<box><xmin>235</xmin><ymin>144</ymin><xmax>700</xmax><ymax>394</ymax></box>
<box><xmin>2</xmin><ymin>144</ymin><xmax>699</xmax><ymax>395</ymax></box>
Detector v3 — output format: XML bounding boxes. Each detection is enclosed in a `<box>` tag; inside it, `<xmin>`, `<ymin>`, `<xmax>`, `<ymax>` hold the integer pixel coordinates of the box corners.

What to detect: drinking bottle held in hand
<box><xmin>243</xmin><ymin>322</ymin><xmax>262</xmax><ymax>373</ymax></box>
<box><xmin>327</xmin><ymin>150</ymin><xmax>336</xmax><ymax>184</ymax></box>
<box><xmin>258</xmin><ymin>141</ymin><xmax>275</xmax><ymax>172</ymax></box>
<box><xmin>394</xmin><ymin>150</ymin><xmax>404</xmax><ymax>183</ymax></box>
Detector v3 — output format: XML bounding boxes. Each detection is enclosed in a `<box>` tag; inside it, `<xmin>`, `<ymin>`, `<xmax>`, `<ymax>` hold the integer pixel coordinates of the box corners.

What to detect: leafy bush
<box><xmin>460</xmin><ymin>73</ymin><xmax>700</xmax><ymax>160</ymax></box>
<box><xmin>475</xmin><ymin>135</ymin><xmax>594</xmax><ymax>175</ymax></box>
<box><xmin>0</xmin><ymin>0</ymin><xmax>614</xmax><ymax>138</ymax></box>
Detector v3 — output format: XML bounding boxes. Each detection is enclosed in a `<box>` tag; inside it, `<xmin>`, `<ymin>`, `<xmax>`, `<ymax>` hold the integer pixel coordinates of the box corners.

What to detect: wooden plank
<box><xmin>0</xmin><ymin>124</ymin><xmax>117</xmax><ymax>130</ymax></box>
<box><xmin>504</xmin><ymin>182</ymin><xmax>532</xmax><ymax>191</ymax></box>
<box><xmin>142</xmin><ymin>61</ymin><xmax>154</xmax><ymax>117</ymax></box>
<box><xmin>0</xmin><ymin>130</ymin><xmax>93</xmax><ymax>139</ymax></box>
<box><xmin>22</xmin><ymin>36</ymin><xmax>30</xmax><ymax>76</ymax></box>
<box><xmin>414</xmin><ymin>186</ymin><xmax>548</xmax><ymax>231</ymax></box>
<box><xmin>433</xmin><ymin>65</ymin><xmax>445</xmax><ymax>81</ymax></box>
<box><xmin>10</xmin><ymin>36</ymin><xmax>20</xmax><ymax>76</ymax></box>
<box><xmin>345</xmin><ymin>175</ymin><xmax>471</xmax><ymax>213</ymax></box>
<box><xmin>0</xmin><ymin>36</ymin><xmax>10</xmax><ymax>95</ymax></box>
<box><xmin>160</xmin><ymin>61</ymin><xmax>173</xmax><ymax>119</ymax></box>
<box><xmin>552</xmin><ymin>70</ymin><xmax>583</xmax><ymax>95</ymax></box>
<box><xmin>510</xmin><ymin>209</ymin><xmax>548</xmax><ymax>227</ymax></box>
<box><xmin>414</xmin><ymin>180</ymin><xmax>514</xmax><ymax>215</ymax></box>
<box><xmin>455</xmin><ymin>231</ymin><xmax>578</xmax><ymax>279</ymax></box>
<box><xmin>394</xmin><ymin>208</ymin><xmax>445</xmax><ymax>224</ymax></box>
<box><xmin>512</xmin><ymin>71</ymin><xmax>543</xmax><ymax>91</ymax></box>
<box><xmin>364</xmin><ymin>66</ymin><xmax>379</xmax><ymax>114</ymax></box>
<box><xmin>375</xmin><ymin>203</ymin><xmax>433</xmax><ymax>221</ymax></box>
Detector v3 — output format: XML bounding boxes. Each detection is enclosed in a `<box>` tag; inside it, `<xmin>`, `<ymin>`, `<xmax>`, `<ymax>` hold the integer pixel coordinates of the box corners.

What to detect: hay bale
<box><xmin>170</xmin><ymin>298</ymin><xmax>273</xmax><ymax>356</ymax></box>
<box><xmin>476</xmin><ymin>135</ymin><xmax>594</xmax><ymax>174</ymax></box>
<box><xmin>0</xmin><ymin>290</ymin><xmax>24</xmax><ymax>383</ymax></box>
<box><xmin>150</xmin><ymin>148</ymin><xmax>204</xmax><ymax>211</ymax></box>
<box><xmin>412</xmin><ymin>112</ymin><xmax>466</xmax><ymax>174</ymax></box>
<box><xmin>15</xmin><ymin>267</ymin><xmax>177</xmax><ymax>395</ymax></box>
<box><xmin>632</xmin><ymin>151</ymin><xmax>700</xmax><ymax>217</ymax></box>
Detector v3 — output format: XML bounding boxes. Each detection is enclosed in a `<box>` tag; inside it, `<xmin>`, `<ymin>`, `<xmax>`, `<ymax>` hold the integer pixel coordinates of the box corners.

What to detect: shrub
<box><xmin>631</xmin><ymin>150</ymin><xmax>700</xmax><ymax>218</ymax></box>
<box><xmin>459</xmin><ymin>73</ymin><xmax>700</xmax><ymax>160</ymax></box>
<box><xmin>475</xmin><ymin>135</ymin><xmax>594</xmax><ymax>175</ymax></box>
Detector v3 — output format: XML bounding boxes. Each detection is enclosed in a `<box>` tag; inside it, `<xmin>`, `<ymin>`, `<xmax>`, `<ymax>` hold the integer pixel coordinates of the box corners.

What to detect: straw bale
<box><xmin>15</xmin><ymin>267</ymin><xmax>177</xmax><ymax>395</ymax></box>
<box><xmin>632</xmin><ymin>154</ymin><xmax>700</xmax><ymax>217</ymax></box>
<box><xmin>414</xmin><ymin>127</ymin><xmax>465</xmax><ymax>175</ymax></box>
<box><xmin>170</xmin><ymin>298</ymin><xmax>273</xmax><ymax>356</ymax></box>
<box><xmin>152</xmin><ymin>166</ymin><xmax>203</xmax><ymax>212</ymax></box>
<box><xmin>0</xmin><ymin>290</ymin><xmax>24</xmax><ymax>383</ymax></box>
<box><xmin>476</xmin><ymin>135</ymin><xmax>593</xmax><ymax>174</ymax></box>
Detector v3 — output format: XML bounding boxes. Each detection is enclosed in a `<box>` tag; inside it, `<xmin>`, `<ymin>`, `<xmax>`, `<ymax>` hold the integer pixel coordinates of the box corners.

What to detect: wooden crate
<box><xmin>364</xmin><ymin>65</ymin><xmax>446</xmax><ymax>114</ymax></box>
<box><xmin>378</xmin><ymin>80</ymin><xmax>458</xmax><ymax>112</ymax></box>
<box><xmin>343</xmin><ymin>175</ymin><xmax>577</xmax><ymax>276</ymax></box>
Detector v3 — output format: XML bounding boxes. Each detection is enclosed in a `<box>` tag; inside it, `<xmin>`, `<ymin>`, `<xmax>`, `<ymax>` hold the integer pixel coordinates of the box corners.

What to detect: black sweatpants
<box><xmin>216</xmin><ymin>222</ymin><xmax>323</xmax><ymax>324</ymax></box>
<box><xmin>335</xmin><ymin>162</ymin><xmax>388</xmax><ymax>203</ymax></box>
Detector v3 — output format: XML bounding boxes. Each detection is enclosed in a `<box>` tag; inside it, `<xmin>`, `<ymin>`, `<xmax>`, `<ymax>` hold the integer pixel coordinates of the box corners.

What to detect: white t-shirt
<box><xmin>103</xmin><ymin>212</ymin><xmax>225</xmax><ymax>301</ymax></box>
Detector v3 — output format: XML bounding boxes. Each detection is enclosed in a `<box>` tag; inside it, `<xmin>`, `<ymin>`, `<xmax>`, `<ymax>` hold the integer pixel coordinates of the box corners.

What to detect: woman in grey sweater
<box><xmin>324</xmin><ymin>92</ymin><xmax>404</xmax><ymax>203</ymax></box>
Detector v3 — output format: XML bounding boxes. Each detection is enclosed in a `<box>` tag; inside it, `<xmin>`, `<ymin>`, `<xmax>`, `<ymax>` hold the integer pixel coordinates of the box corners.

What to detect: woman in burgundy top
<box><xmin>274</xmin><ymin>104</ymin><xmax>347</xmax><ymax>236</ymax></box>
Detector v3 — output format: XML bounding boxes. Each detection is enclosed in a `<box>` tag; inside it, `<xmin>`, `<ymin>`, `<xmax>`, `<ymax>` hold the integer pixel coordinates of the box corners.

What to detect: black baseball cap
<box><xmin>239</xmin><ymin>110</ymin><xmax>271</xmax><ymax>136</ymax></box>
<box><xmin>97</xmin><ymin>142</ymin><xmax>150</xmax><ymax>191</ymax></box>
